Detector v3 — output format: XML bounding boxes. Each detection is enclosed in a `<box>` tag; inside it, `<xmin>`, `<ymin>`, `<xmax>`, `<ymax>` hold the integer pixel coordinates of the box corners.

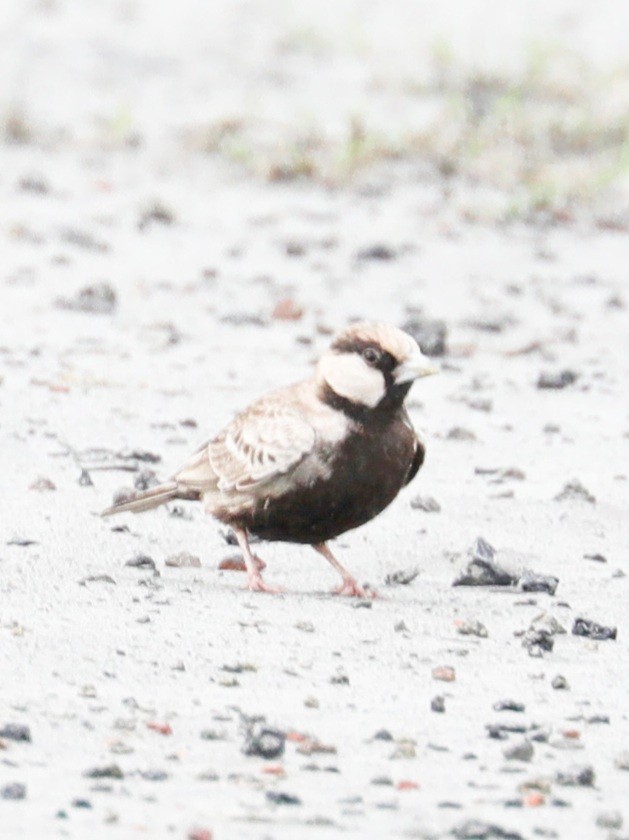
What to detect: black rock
<box><xmin>385</xmin><ymin>566</ymin><xmax>420</xmax><ymax>586</ymax></box>
<box><xmin>243</xmin><ymin>726</ymin><xmax>285</xmax><ymax>759</ymax></box>
<box><xmin>486</xmin><ymin>724</ymin><xmax>527</xmax><ymax>740</ymax></box>
<box><xmin>431</xmin><ymin>696</ymin><xmax>446</xmax><ymax>713</ymax></box>
<box><xmin>522</xmin><ymin>628</ymin><xmax>555</xmax><ymax>655</ymax></box>
<box><xmin>555</xmin><ymin>765</ymin><xmax>595</xmax><ymax>787</ymax></box>
<box><xmin>537</xmin><ymin>370</ymin><xmax>578</xmax><ymax>389</ymax></box>
<box><xmin>356</xmin><ymin>244</ymin><xmax>396</xmax><ymax>261</ymax></box>
<box><xmin>72</xmin><ymin>798</ymin><xmax>92</xmax><ymax>808</ymax></box>
<box><xmin>83</xmin><ymin>764</ymin><xmax>124</xmax><ymax>779</ymax></box>
<box><xmin>454</xmin><ymin>538</ymin><xmax>518</xmax><ymax>587</ymax></box>
<box><xmin>493</xmin><ymin>700</ymin><xmax>525</xmax><ymax>713</ymax></box>
<box><xmin>0</xmin><ymin>723</ymin><xmax>31</xmax><ymax>742</ymax></box>
<box><xmin>552</xmin><ymin>675</ymin><xmax>569</xmax><ymax>690</ymax></box>
<box><xmin>125</xmin><ymin>555</ymin><xmax>156</xmax><ymax>571</ymax></box>
<box><xmin>584</xmin><ymin>553</ymin><xmax>607</xmax><ymax>563</ymax></box>
<box><xmin>1</xmin><ymin>783</ymin><xmax>26</xmax><ymax>800</ymax></box>
<box><xmin>78</xmin><ymin>469</ymin><xmax>93</xmax><ymax>487</ymax></box>
<box><xmin>373</xmin><ymin>729</ymin><xmax>394</xmax><ymax>741</ymax></box>
<box><xmin>451</xmin><ymin>819</ymin><xmax>523</xmax><ymax>839</ymax></box>
<box><xmin>519</xmin><ymin>571</ymin><xmax>559</xmax><ymax>596</ymax></box>
<box><xmin>119</xmin><ymin>449</ymin><xmax>161</xmax><ymax>464</ymax></box>
<box><xmin>572</xmin><ymin>618</ymin><xmax>617</xmax><ymax>641</ymax></box>
<box><xmin>402</xmin><ymin>316</ymin><xmax>448</xmax><ymax>357</ymax></box>
<box><xmin>266</xmin><ymin>791</ymin><xmax>301</xmax><ymax>805</ymax></box>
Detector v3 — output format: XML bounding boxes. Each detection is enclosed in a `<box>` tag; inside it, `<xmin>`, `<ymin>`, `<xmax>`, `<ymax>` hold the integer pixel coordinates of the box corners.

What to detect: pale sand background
<box><xmin>1</xmin><ymin>2</ymin><xmax>629</xmax><ymax>839</ymax></box>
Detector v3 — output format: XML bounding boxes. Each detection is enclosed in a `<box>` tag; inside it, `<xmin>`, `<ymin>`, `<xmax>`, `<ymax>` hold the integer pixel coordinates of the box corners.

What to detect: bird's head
<box><xmin>317</xmin><ymin>321</ymin><xmax>437</xmax><ymax>415</ymax></box>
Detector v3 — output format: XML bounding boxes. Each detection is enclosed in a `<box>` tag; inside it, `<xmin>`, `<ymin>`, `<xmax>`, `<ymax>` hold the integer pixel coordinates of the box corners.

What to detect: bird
<box><xmin>101</xmin><ymin>321</ymin><xmax>437</xmax><ymax>596</ymax></box>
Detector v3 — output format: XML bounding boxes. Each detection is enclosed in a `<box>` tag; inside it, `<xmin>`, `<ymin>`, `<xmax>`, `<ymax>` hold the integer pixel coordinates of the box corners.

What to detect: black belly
<box><xmin>228</xmin><ymin>419</ymin><xmax>421</xmax><ymax>544</ymax></box>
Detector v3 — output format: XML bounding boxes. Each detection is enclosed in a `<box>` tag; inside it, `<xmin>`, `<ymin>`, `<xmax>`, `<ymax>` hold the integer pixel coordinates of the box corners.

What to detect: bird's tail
<box><xmin>100</xmin><ymin>481</ymin><xmax>179</xmax><ymax>517</ymax></box>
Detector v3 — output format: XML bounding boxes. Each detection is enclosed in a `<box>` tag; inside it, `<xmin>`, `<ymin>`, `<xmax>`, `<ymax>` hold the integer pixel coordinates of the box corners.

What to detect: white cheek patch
<box><xmin>319</xmin><ymin>352</ymin><xmax>385</xmax><ymax>407</ymax></box>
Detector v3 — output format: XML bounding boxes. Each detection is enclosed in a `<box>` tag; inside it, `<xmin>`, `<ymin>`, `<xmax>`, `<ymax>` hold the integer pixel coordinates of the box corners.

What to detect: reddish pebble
<box><xmin>147</xmin><ymin>721</ymin><xmax>172</xmax><ymax>736</ymax></box>
<box><xmin>218</xmin><ymin>556</ymin><xmax>246</xmax><ymax>572</ymax></box>
<box><xmin>272</xmin><ymin>298</ymin><xmax>304</xmax><ymax>321</ymax></box>
<box><xmin>396</xmin><ymin>780</ymin><xmax>420</xmax><ymax>791</ymax></box>
<box><xmin>262</xmin><ymin>765</ymin><xmax>285</xmax><ymax>776</ymax></box>
<box><xmin>432</xmin><ymin>665</ymin><xmax>455</xmax><ymax>682</ymax></box>
<box><xmin>524</xmin><ymin>792</ymin><xmax>545</xmax><ymax>807</ymax></box>
<box><xmin>285</xmin><ymin>731</ymin><xmax>307</xmax><ymax>743</ymax></box>
<box><xmin>188</xmin><ymin>829</ymin><xmax>212</xmax><ymax>840</ymax></box>
<box><xmin>562</xmin><ymin>729</ymin><xmax>580</xmax><ymax>740</ymax></box>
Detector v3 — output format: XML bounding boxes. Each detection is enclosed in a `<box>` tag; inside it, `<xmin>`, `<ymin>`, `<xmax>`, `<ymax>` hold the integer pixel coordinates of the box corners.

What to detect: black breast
<box><xmin>232</xmin><ymin>413</ymin><xmax>422</xmax><ymax>545</ymax></box>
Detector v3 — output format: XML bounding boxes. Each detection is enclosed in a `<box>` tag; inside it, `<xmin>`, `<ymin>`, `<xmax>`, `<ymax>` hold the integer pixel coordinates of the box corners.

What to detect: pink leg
<box><xmin>233</xmin><ymin>528</ymin><xmax>283</xmax><ymax>594</ymax></box>
<box><xmin>312</xmin><ymin>543</ymin><xmax>376</xmax><ymax>598</ymax></box>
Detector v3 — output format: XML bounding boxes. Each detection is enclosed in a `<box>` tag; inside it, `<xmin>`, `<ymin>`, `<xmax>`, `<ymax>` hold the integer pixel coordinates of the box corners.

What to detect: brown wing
<box><xmin>174</xmin><ymin>399</ymin><xmax>316</xmax><ymax>495</ymax></box>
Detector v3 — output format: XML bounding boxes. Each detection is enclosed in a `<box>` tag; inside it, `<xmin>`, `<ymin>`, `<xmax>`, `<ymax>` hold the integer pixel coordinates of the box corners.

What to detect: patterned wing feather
<box><xmin>175</xmin><ymin>401</ymin><xmax>316</xmax><ymax>495</ymax></box>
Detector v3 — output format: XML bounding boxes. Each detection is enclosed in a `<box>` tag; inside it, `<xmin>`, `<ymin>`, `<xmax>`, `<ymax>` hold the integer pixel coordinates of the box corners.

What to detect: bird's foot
<box><xmin>246</xmin><ymin>572</ymin><xmax>284</xmax><ymax>594</ymax></box>
<box><xmin>332</xmin><ymin>577</ymin><xmax>377</xmax><ymax>598</ymax></box>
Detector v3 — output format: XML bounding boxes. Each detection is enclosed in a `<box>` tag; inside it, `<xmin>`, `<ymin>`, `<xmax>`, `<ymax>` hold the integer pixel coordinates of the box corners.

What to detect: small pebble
<box><xmin>243</xmin><ymin>726</ymin><xmax>285</xmax><ymax>759</ymax></box>
<box><xmin>410</xmin><ymin>494</ymin><xmax>441</xmax><ymax>512</ymax></box>
<box><xmin>555</xmin><ymin>480</ymin><xmax>595</xmax><ymax>503</ymax></box>
<box><xmin>431</xmin><ymin>696</ymin><xmax>446</xmax><ymax>713</ymax></box>
<box><xmin>503</xmin><ymin>739</ymin><xmax>534</xmax><ymax>762</ymax></box>
<box><xmin>266</xmin><ymin>791</ymin><xmax>301</xmax><ymax>805</ymax></box>
<box><xmin>165</xmin><ymin>552</ymin><xmax>201</xmax><ymax>568</ymax></box>
<box><xmin>1</xmin><ymin>783</ymin><xmax>26</xmax><ymax>800</ymax></box>
<box><xmin>432</xmin><ymin>666</ymin><xmax>455</xmax><ymax>682</ymax></box>
<box><xmin>555</xmin><ymin>765</ymin><xmax>595</xmax><ymax>787</ymax></box>
<box><xmin>552</xmin><ymin>675</ymin><xmax>569</xmax><ymax>690</ymax></box>
<box><xmin>572</xmin><ymin>617</ymin><xmax>617</xmax><ymax>640</ymax></box>
<box><xmin>125</xmin><ymin>555</ymin><xmax>156</xmax><ymax>570</ymax></box>
<box><xmin>537</xmin><ymin>370</ymin><xmax>578</xmax><ymax>389</ymax></box>
<box><xmin>0</xmin><ymin>724</ymin><xmax>31</xmax><ymax>742</ymax></box>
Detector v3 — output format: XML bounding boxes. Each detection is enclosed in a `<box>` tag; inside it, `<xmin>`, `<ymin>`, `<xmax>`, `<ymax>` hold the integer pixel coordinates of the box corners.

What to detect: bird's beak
<box><xmin>394</xmin><ymin>354</ymin><xmax>439</xmax><ymax>384</ymax></box>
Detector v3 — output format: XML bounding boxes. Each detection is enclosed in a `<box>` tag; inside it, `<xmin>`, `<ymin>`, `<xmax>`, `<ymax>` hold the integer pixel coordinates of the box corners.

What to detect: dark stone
<box><xmin>454</xmin><ymin>538</ymin><xmax>518</xmax><ymax>587</ymax></box>
<box><xmin>572</xmin><ymin>618</ymin><xmax>617</xmax><ymax>640</ymax></box>
<box><xmin>1</xmin><ymin>783</ymin><xmax>26</xmax><ymax>800</ymax></box>
<box><xmin>125</xmin><ymin>555</ymin><xmax>156</xmax><ymax>570</ymax></box>
<box><xmin>431</xmin><ymin>696</ymin><xmax>446</xmax><ymax>713</ymax></box>
<box><xmin>493</xmin><ymin>700</ymin><xmax>525</xmax><ymax>713</ymax></box>
<box><xmin>552</xmin><ymin>675</ymin><xmax>569</xmax><ymax>690</ymax></box>
<box><xmin>356</xmin><ymin>244</ymin><xmax>396</xmax><ymax>261</ymax></box>
<box><xmin>118</xmin><ymin>449</ymin><xmax>161</xmax><ymax>464</ymax></box>
<box><xmin>0</xmin><ymin>724</ymin><xmax>31</xmax><ymax>742</ymax></box>
<box><xmin>373</xmin><ymin>729</ymin><xmax>394</xmax><ymax>741</ymax></box>
<box><xmin>83</xmin><ymin>764</ymin><xmax>124</xmax><ymax>779</ymax></box>
<box><xmin>385</xmin><ymin>566</ymin><xmax>420</xmax><ymax>586</ymax></box>
<box><xmin>451</xmin><ymin>819</ymin><xmax>524</xmax><ymax>839</ymax></box>
<box><xmin>138</xmin><ymin>202</ymin><xmax>175</xmax><ymax>231</ymax></box>
<box><xmin>72</xmin><ymin>799</ymin><xmax>92</xmax><ymax>808</ymax></box>
<box><xmin>522</xmin><ymin>629</ymin><xmax>554</xmax><ymax>655</ymax></box>
<box><xmin>78</xmin><ymin>469</ymin><xmax>93</xmax><ymax>487</ymax></box>
<box><xmin>555</xmin><ymin>765</ymin><xmax>595</xmax><ymax>787</ymax></box>
<box><xmin>402</xmin><ymin>316</ymin><xmax>448</xmax><ymax>357</ymax></box>
<box><xmin>537</xmin><ymin>370</ymin><xmax>578</xmax><ymax>389</ymax></box>
<box><xmin>486</xmin><ymin>724</ymin><xmax>527</xmax><ymax>740</ymax></box>
<box><xmin>266</xmin><ymin>791</ymin><xmax>301</xmax><ymax>805</ymax></box>
<box><xmin>243</xmin><ymin>726</ymin><xmax>285</xmax><ymax>759</ymax></box>
<box><xmin>519</xmin><ymin>572</ymin><xmax>559</xmax><ymax>596</ymax></box>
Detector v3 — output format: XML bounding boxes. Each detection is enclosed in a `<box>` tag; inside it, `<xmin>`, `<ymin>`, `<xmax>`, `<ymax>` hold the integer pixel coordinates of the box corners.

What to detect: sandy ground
<box><xmin>2</xmin><ymin>2</ymin><xmax>629</xmax><ymax>839</ymax></box>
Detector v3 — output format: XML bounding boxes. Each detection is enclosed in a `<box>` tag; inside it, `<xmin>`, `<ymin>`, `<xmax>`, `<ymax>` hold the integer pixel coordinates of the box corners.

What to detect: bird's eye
<box><xmin>362</xmin><ymin>347</ymin><xmax>380</xmax><ymax>365</ymax></box>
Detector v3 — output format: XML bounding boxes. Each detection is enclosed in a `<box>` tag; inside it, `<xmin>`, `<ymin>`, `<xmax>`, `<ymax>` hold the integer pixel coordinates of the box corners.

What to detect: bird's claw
<box><xmin>246</xmin><ymin>573</ymin><xmax>284</xmax><ymax>594</ymax></box>
<box><xmin>332</xmin><ymin>578</ymin><xmax>377</xmax><ymax>598</ymax></box>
